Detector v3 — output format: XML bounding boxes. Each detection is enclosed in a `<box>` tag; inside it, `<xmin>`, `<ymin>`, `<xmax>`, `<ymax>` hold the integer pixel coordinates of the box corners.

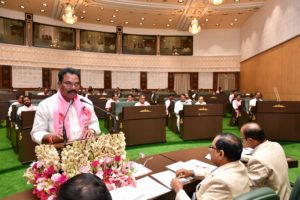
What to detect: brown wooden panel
<box><xmin>104</xmin><ymin>71</ymin><xmax>111</xmax><ymax>89</ymax></box>
<box><xmin>240</xmin><ymin>35</ymin><xmax>300</xmax><ymax>101</ymax></box>
<box><xmin>168</xmin><ymin>72</ymin><xmax>174</xmax><ymax>90</ymax></box>
<box><xmin>140</xmin><ymin>72</ymin><xmax>147</xmax><ymax>90</ymax></box>
<box><xmin>42</xmin><ymin>68</ymin><xmax>51</xmax><ymax>89</ymax></box>
<box><xmin>0</xmin><ymin>65</ymin><xmax>12</xmax><ymax>88</ymax></box>
<box><xmin>190</xmin><ymin>72</ymin><xmax>198</xmax><ymax>89</ymax></box>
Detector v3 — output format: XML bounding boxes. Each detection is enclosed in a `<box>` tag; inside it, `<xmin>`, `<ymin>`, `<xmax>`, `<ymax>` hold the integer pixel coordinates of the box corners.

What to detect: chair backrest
<box><xmin>290</xmin><ymin>175</ymin><xmax>300</xmax><ymax>200</ymax></box>
<box><xmin>234</xmin><ymin>187</ymin><xmax>279</xmax><ymax>200</ymax></box>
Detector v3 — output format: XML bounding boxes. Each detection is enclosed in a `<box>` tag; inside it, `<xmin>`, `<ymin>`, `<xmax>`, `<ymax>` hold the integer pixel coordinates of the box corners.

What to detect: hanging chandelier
<box><xmin>62</xmin><ymin>4</ymin><xmax>78</xmax><ymax>24</ymax></box>
<box><xmin>189</xmin><ymin>18</ymin><xmax>201</xmax><ymax>34</ymax></box>
<box><xmin>209</xmin><ymin>0</ymin><xmax>224</xmax><ymax>6</ymax></box>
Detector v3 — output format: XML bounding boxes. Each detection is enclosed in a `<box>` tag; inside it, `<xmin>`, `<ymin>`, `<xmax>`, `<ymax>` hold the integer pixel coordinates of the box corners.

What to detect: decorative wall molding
<box><xmin>0</xmin><ymin>44</ymin><xmax>240</xmax><ymax>72</ymax></box>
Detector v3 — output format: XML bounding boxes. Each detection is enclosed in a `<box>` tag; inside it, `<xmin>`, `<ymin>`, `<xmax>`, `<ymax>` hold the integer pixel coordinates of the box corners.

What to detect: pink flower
<box><xmin>114</xmin><ymin>155</ymin><xmax>121</xmax><ymax>162</ymax></box>
<box><xmin>96</xmin><ymin>171</ymin><xmax>104</xmax><ymax>179</ymax></box>
<box><xmin>43</xmin><ymin>166</ymin><xmax>55</xmax><ymax>179</ymax></box>
<box><xmin>91</xmin><ymin>160</ymin><xmax>99</xmax><ymax>168</ymax></box>
<box><xmin>58</xmin><ymin>174</ymin><xmax>68</xmax><ymax>184</ymax></box>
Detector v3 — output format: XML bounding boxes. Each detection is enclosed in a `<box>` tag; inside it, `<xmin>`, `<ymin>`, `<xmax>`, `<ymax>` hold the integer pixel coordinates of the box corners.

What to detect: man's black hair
<box><xmin>57</xmin><ymin>173</ymin><xmax>112</xmax><ymax>200</ymax></box>
<box><xmin>58</xmin><ymin>68</ymin><xmax>80</xmax><ymax>82</ymax></box>
<box><xmin>215</xmin><ymin>133</ymin><xmax>243</xmax><ymax>162</ymax></box>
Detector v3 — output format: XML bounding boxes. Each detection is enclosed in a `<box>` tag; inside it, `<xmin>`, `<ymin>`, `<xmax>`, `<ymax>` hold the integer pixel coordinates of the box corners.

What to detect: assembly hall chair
<box><xmin>234</xmin><ymin>187</ymin><xmax>279</xmax><ymax>200</ymax></box>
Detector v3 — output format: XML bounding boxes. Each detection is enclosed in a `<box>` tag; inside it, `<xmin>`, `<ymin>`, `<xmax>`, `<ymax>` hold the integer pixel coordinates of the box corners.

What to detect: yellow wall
<box><xmin>240</xmin><ymin>35</ymin><xmax>300</xmax><ymax>101</ymax></box>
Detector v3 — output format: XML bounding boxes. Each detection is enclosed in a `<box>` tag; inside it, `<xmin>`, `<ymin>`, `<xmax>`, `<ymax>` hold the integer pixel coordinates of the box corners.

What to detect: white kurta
<box><xmin>17</xmin><ymin>105</ymin><xmax>37</xmax><ymax>116</ymax></box>
<box><xmin>31</xmin><ymin>93</ymin><xmax>100</xmax><ymax>144</ymax></box>
<box><xmin>8</xmin><ymin>101</ymin><xmax>22</xmax><ymax>117</ymax></box>
<box><xmin>134</xmin><ymin>101</ymin><xmax>150</xmax><ymax>106</ymax></box>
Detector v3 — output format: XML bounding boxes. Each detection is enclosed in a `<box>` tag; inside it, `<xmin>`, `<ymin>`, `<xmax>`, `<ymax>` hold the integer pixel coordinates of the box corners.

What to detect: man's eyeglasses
<box><xmin>208</xmin><ymin>145</ymin><xmax>218</xmax><ymax>150</ymax></box>
<box><xmin>62</xmin><ymin>81</ymin><xmax>80</xmax><ymax>88</ymax></box>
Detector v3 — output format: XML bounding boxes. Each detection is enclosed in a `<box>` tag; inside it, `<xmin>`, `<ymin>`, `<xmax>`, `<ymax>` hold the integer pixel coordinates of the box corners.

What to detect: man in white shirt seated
<box><xmin>240</xmin><ymin>123</ymin><xmax>291</xmax><ymax>200</ymax></box>
<box><xmin>37</xmin><ymin>88</ymin><xmax>50</xmax><ymax>96</ymax></box>
<box><xmin>8</xmin><ymin>94</ymin><xmax>24</xmax><ymax>120</ymax></box>
<box><xmin>31</xmin><ymin>68</ymin><xmax>100</xmax><ymax>144</ymax></box>
<box><xmin>17</xmin><ymin>96</ymin><xmax>37</xmax><ymax>118</ymax></box>
<box><xmin>134</xmin><ymin>94</ymin><xmax>150</xmax><ymax>106</ymax></box>
<box><xmin>195</xmin><ymin>96</ymin><xmax>207</xmax><ymax>105</ymax></box>
<box><xmin>105</xmin><ymin>94</ymin><xmax>119</xmax><ymax>111</ymax></box>
<box><xmin>249</xmin><ymin>92</ymin><xmax>263</xmax><ymax>111</ymax></box>
<box><xmin>174</xmin><ymin>94</ymin><xmax>192</xmax><ymax>132</ymax></box>
<box><xmin>171</xmin><ymin>133</ymin><xmax>250</xmax><ymax>200</ymax></box>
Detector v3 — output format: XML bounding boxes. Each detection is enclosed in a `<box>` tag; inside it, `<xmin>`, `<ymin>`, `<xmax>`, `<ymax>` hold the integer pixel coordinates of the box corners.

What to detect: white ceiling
<box><xmin>0</xmin><ymin>0</ymin><xmax>265</xmax><ymax>30</ymax></box>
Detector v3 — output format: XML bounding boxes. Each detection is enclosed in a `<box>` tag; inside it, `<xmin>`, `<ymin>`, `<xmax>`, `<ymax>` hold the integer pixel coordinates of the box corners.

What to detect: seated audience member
<box><xmin>171</xmin><ymin>133</ymin><xmax>250</xmax><ymax>200</ymax></box>
<box><xmin>126</xmin><ymin>94</ymin><xmax>134</xmax><ymax>102</ymax></box>
<box><xmin>195</xmin><ymin>96</ymin><xmax>207</xmax><ymax>105</ymax></box>
<box><xmin>57</xmin><ymin>173</ymin><xmax>112</xmax><ymax>200</ymax></box>
<box><xmin>216</xmin><ymin>86</ymin><xmax>222</xmax><ymax>94</ymax></box>
<box><xmin>230</xmin><ymin>94</ymin><xmax>242</xmax><ymax>126</ymax></box>
<box><xmin>8</xmin><ymin>94</ymin><xmax>24</xmax><ymax>120</ymax></box>
<box><xmin>185</xmin><ymin>94</ymin><xmax>193</xmax><ymax>104</ymax></box>
<box><xmin>37</xmin><ymin>88</ymin><xmax>50</xmax><ymax>95</ymax></box>
<box><xmin>115</xmin><ymin>87</ymin><xmax>121</xmax><ymax>98</ymax></box>
<box><xmin>249</xmin><ymin>91</ymin><xmax>263</xmax><ymax>111</ymax></box>
<box><xmin>135</xmin><ymin>94</ymin><xmax>150</xmax><ymax>106</ymax></box>
<box><xmin>165</xmin><ymin>94</ymin><xmax>174</xmax><ymax>115</ymax></box>
<box><xmin>31</xmin><ymin>68</ymin><xmax>100</xmax><ymax>144</ymax></box>
<box><xmin>240</xmin><ymin>123</ymin><xmax>291</xmax><ymax>200</ymax></box>
<box><xmin>85</xmin><ymin>86</ymin><xmax>94</xmax><ymax>98</ymax></box>
<box><xmin>174</xmin><ymin>94</ymin><xmax>192</xmax><ymax>131</ymax></box>
<box><xmin>17</xmin><ymin>96</ymin><xmax>37</xmax><ymax>117</ymax></box>
<box><xmin>105</xmin><ymin>94</ymin><xmax>119</xmax><ymax>111</ymax></box>
<box><xmin>229</xmin><ymin>90</ymin><xmax>238</xmax><ymax>103</ymax></box>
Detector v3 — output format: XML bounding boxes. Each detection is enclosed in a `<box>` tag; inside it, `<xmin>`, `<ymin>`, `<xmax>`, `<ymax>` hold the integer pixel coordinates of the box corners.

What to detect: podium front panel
<box><xmin>122</xmin><ymin>105</ymin><xmax>166</xmax><ymax>120</ymax></box>
<box><xmin>183</xmin><ymin>104</ymin><xmax>223</xmax><ymax>117</ymax></box>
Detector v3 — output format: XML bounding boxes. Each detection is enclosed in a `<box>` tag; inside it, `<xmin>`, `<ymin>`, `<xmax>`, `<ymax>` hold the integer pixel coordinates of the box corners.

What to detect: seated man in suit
<box><xmin>240</xmin><ymin>123</ymin><xmax>291</xmax><ymax>200</ymax></box>
<box><xmin>195</xmin><ymin>96</ymin><xmax>207</xmax><ymax>105</ymax></box>
<box><xmin>134</xmin><ymin>94</ymin><xmax>150</xmax><ymax>106</ymax></box>
<box><xmin>174</xmin><ymin>94</ymin><xmax>192</xmax><ymax>132</ymax></box>
<box><xmin>105</xmin><ymin>94</ymin><xmax>119</xmax><ymax>111</ymax></box>
<box><xmin>17</xmin><ymin>96</ymin><xmax>37</xmax><ymax>118</ymax></box>
<box><xmin>57</xmin><ymin>173</ymin><xmax>112</xmax><ymax>200</ymax></box>
<box><xmin>171</xmin><ymin>133</ymin><xmax>250</xmax><ymax>200</ymax></box>
<box><xmin>8</xmin><ymin>94</ymin><xmax>24</xmax><ymax>120</ymax></box>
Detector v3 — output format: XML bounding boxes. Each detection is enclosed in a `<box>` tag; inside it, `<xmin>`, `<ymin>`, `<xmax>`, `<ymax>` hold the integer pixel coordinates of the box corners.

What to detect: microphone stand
<box><xmin>62</xmin><ymin>99</ymin><xmax>73</xmax><ymax>146</ymax></box>
<box><xmin>80</xmin><ymin>98</ymin><xmax>119</xmax><ymax>134</ymax></box>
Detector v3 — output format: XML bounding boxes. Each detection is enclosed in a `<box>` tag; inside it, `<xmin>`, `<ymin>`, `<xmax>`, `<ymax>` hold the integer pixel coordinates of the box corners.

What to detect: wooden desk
<box><xmin>256</xmin><ymin>101</ymin><xmax>300</xmax><ymax>141</ymax></box>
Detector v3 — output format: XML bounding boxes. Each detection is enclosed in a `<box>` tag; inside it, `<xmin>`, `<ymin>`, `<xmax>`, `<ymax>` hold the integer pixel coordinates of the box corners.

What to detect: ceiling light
<box><xmin>112</xmin><ymin>15</ymin><xmax>116</xmax><ymax>18</ymax></box>
<box><xmin>100</xmin><ymin>7</ymin><xmax>104</xmax><ymax>10</ymax></box>
<box><xmin>234</xmin><ymin>18</ymin><xmax>238</xmax><ymax>22</ymax></box>
<box><xmin>82</xmin><ymin>10</ymin><xmax>86</xmax><ymax>14</ymax></box>
<box><xmin>141</xmin><ymin>17</ymin><xmax>145</xmax><ymax>21</ymax></box>
<box><xmin>115</xmin><ymin>9</ymin><xmax>119</xmax><ymax>12</ymax></box>
<box><xmin>169</xmin><ymin>19</ymin><xmax>172</xmax><ymax>22</ymax></box>
<box><xmin>62</xmin><ymin>4</ymin><xmax>78</xmax><ymax>24</ymax></box>
<box><xmin>215</xmin><ymin>23</ymin><xmax>220</xmax><ymax>26</ymax></box>
<box><xmin>209</xmin><ymin>0</ymin><xmax>224</xmax><ymax>6</ymax></box>
<box><xmin>230</xmin><ymin>23</ymin><xmax>234</xmax><ymax>26</ymax></box>
<box><xmin>20</xmin><ymin>5</ymin><xmax>25</xmax><ymax>9</ymax></box>
<box><xmin>139</xmin><ymin>22</ymin><xmax>143</xmax><ymax>25</ymax></box>
<box><xmin>189</xmin><ymin>18</ymin><xmax>201</xmax><ymax>34</ymax></box>
<box><xmin>96</xmin><ymin>18</ymin><xmax>100</xmax><ymax>21</ymax></box>
<box><xmin>80</xmin><ymin>16</ymin><xmax>84</xmax><ymax>19</ymax></box>
<box><xmin>153</xmin><ymin>23</ymin><xmax>156</xmax><ymax>26</ymax></box>
<box><xmin>125</xmin><ymin>21</ymin><xmax>129</xmax><ymax>24</ymax></box>
<box><xmin>40</xmin><ymin>9</ymin><xmax>45</xmax><ymax>13</ymax></box>
<box><xmin>42</xmin><ymin>3</ymin><xmax>47</xmax><ymax>7</ymax></box>
<box><xmin>1</xmin><ymin>1</ymin><xmax>5</xmax><ymax>4</ymax></box>
<box><xmin>234</xmin><ymin>0</ymin><xmax>240</xmax><ymax>2</ymax></box>
<box><xmin>205</xmin><ymin>18</ymin><xmax>208</xmax><ymax>22</ymax></box>
<box><xmin>178</xmin><ymin>0</ymin><xmax>184</xmax><ymax>3</ymax></box>
<box><xmin>167</xmin><ymin>24</ymin><xmax>170</xmax><ymax>27</ymax></box>
<box><xmin>110</xmin><ymin>20</ymin><xmax>114</xmax><ymax>23</ymax></box>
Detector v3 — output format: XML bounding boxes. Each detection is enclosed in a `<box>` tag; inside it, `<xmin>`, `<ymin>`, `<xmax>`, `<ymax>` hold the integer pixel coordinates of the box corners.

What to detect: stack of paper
<box><xmin>132</xmin><ymin>162</ymin><xmax>152</xmax><ymax>178</ymax></box>
<box><xmin>110</xmin><ymin>186</ymin><xmax>146</xmax><ymax>200</ymax></box>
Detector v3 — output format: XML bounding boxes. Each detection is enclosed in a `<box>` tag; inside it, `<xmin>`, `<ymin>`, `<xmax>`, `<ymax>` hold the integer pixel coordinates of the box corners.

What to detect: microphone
<box><xmin>62</xmin><ymin>99</ymin><xmax>73</xmax><ymax>146</ymax></box>
<box><xmin>80</xmin><ymin>98</ymin><xmax>119</xmax><ymax>134</ymax></box>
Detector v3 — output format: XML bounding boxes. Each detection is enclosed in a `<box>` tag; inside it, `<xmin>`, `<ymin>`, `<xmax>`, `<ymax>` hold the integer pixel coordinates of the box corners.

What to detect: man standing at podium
<box><xmin>31</xmin><ymin>68</ymin><xmax>100</xmax><ymax>144</ymax></box>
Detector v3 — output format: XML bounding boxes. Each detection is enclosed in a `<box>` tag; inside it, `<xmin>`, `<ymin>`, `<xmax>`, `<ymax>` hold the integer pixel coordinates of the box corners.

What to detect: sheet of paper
<box><xmin>132</xmin><ymin>162</ymin><xmax>152</xmax><ymax>178</ymax></box>
<box><xmin>166</xmin><ymin>161</ymin><xmax>184</xmax><ymax>172</ymax></box>
<box><xmin>242</xmin><ymin>147</ymin><xmax>254</xmax><ymax>155</ymax></box>
<box><xmin>110</xmin><ymin>186</ymin><xmax>146</xmax><ymax>200</ymax></box>
<box><xmin>136</xmin><ymin>176</ymin><xmax>171</xmax><ymax>199</ymax></box>
<box><xmin>184</xmin><ymin>159</ymin><xmax>217</xmax><ymax>172</ymax></box>
<box><xmin>151</xmin><ymin>170</ymin><xmax>191</xmax><ymax>189</ymax></box>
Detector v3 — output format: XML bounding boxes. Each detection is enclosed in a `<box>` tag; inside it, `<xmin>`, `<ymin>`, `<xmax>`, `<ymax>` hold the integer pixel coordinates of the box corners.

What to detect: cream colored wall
<box><xmin>241</xmin><ymin>0</ymin><xmax>300</xmax><ymax>61</ymax></box>
<box><xmin>240</xmin><ymin>36</ymin><xmax>300</xmax><ymax>101</ymax></box>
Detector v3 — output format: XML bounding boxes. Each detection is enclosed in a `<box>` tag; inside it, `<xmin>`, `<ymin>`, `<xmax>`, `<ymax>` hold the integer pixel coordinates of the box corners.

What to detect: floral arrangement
<box><xmin>24</xmin><ymin>133</ymin><xmax>135</xmax><ymax>200</ymax></box>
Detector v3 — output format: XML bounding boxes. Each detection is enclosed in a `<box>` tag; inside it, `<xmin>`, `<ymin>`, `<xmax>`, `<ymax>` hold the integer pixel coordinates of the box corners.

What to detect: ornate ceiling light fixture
<box><xmin>209</xmin><ymin>0</ymin><xmax>224</xmax><ymax>6</ymax></box>
<box><xmin>62</xmin><ymin>4</ymin><xmax>78</xmax><ymax>24</ymax></box>
<box><xmin>189</xmin><ymin>18</ymin><xmax>201</xmax><ymax>34</ymax></box>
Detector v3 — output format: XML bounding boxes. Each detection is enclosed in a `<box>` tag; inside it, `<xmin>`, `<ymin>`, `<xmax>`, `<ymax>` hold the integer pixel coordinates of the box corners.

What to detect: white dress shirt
<box><xmin>174</xmin><ymin>100</ymin><xmax>192</xmax><ymax>114</ymax></box>
<box><xmin>17</xmin><ymin>105</ymin><xmax>37</xmax><ymax>116</ymax></box>
<box><xmin>134</xmin><ymin>101</ymin><xmax>150</xmax><ymax>106</ymax></box>
<box><xmin>31</xmin><ymin>93</ymin><xmax>100</xmax><ymax>144</ymax></box>
<box><xmin>8</xmin><ymin>102</ymin><xmax>22</xmax><ymax>117</ymax></box>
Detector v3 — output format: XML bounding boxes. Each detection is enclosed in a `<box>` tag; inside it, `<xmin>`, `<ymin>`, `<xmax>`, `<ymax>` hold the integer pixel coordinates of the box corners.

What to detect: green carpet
<box><xmin>0</xmin><ymin>117</ymin><xmax>299</xmax><ymax>199</ymax></box>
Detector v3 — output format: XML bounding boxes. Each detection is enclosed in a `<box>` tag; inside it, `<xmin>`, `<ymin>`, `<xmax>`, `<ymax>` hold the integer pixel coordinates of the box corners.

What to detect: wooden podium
<box><xmin>179</xmin><ymin>104</ymin><xmax>223</xmax><ymax>140</ymax></box>
<box><xmin>18</xmin><ymin>111</ymin><xmax>37</xmax><ymax>164</ymax></box>
<box><xmin>256</xmin><ymin>101</ymin><xmax>300</xmax><ymax>141</ymax></box>
<box><xmin>120</xmin><ymin>105</ymin><xmax>166</xmax><ymax>145</ymax></box>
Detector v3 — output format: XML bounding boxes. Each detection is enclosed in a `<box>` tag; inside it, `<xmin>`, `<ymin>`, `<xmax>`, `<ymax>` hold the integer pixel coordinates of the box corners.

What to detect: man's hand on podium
<box><xmin>42</xmin><ymin>133</ymin><xmax>64</xmax><ymax>144</ymax></box>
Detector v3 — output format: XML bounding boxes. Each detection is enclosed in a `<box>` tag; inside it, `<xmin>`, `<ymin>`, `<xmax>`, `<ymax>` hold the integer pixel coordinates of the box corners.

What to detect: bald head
<box><xmin>241</xmin><ymin>123</ymin><xmax>266</xmax><ymax>142</ymax></box>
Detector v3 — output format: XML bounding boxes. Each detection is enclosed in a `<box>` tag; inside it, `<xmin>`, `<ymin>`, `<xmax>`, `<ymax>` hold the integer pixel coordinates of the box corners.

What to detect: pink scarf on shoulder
<box><xmin>53</xmin><ymin>91</ymin><xmax>92</xmax><ymax>140</ymax></box>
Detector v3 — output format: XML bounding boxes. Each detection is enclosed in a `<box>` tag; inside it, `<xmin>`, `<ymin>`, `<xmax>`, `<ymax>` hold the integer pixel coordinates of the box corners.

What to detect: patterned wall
<box><xmin>12</xmin><ymin>66</ymin><xmax>42</xmax><ymax>88</ymax></box>
<box><xmin>81</xmin><ymin>70</ymin><xmax>104</xmax><ymax>88</ymax></box>
<box><xmin>147</xmin><ymin>72</ymin><xmax>168</xmax><ymax>89</ymax></box>
<box><xmin>111</xmin><ymin>71</ymin><xmax>140</xmax><ymax>89</ymax></box>
<box><xmin>198</xmin><ymin>72</ymin><xmax>213</xmax><ymax>89</ymax></box>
